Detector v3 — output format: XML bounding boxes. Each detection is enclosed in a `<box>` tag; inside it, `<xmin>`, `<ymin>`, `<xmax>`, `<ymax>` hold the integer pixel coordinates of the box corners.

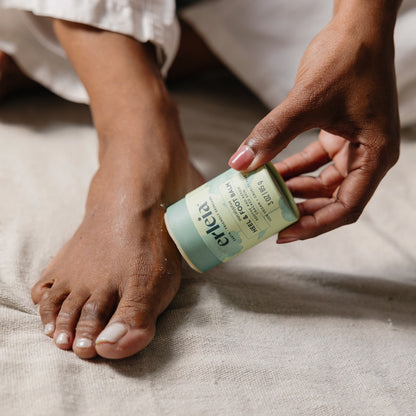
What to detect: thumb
<box><xmin>228</xmin><ymin>94</ymin><xmax>310</xmax><ymax>171</ymax></box>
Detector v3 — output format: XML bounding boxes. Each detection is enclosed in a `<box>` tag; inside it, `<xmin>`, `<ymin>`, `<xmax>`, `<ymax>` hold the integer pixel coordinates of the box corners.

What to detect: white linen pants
<box><xmin>1</xmin><ymin>0</ymin><xmax>415</xmax><ymax>126</ymax></box>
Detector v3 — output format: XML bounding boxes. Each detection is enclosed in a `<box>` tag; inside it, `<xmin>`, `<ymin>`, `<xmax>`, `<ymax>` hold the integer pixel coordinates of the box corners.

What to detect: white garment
<box><xmin>0</xmin><ymin>0</ymin><xmax>179</xmax><ymax>103</ymax></box>
<box><xmin>182</xmin><ymin>0</ymin><xmax>416</xmax><ymax>127</ymax></box>
<box><xmin>0</xmin><ymin>0</ymin><xmax>415</xmax><ymax>127</ymax></box>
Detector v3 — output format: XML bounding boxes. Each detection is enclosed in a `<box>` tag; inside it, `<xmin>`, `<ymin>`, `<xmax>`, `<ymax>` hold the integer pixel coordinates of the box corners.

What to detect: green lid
<box><xmin>164</xmin><ymin>199</ymin><xmax>222</xmax><ymax>273</ymax></box>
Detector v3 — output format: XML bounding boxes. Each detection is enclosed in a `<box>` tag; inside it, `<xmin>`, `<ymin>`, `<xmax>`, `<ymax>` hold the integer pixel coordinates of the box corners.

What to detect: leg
<box><xmin>0</xmin><ymin>18</ymin><xmax>222</xmax><ymax>101</ymax></box>
<box><xmin>30</xmin><ymin>21</ymin><xmax>203</xmax><ymax>359</ymax></box>
<box><xmin>168</xmin><ymin>19</ymin><xmax>223</xmax><ymax>81</ymax></box>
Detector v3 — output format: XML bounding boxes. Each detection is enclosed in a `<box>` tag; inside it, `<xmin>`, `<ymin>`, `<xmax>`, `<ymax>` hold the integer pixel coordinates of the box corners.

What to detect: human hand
<box><xmin>228</xmin><ymin>1</ymin><xmax>401</xmax><ymax>242</ymax></box>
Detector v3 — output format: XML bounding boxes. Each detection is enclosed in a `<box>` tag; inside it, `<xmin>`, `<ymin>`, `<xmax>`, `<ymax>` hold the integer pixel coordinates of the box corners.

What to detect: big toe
<box><xmin>95</xmin><ymin>297</ymin><xmax>157</xmax><ymax>359</ymax></box>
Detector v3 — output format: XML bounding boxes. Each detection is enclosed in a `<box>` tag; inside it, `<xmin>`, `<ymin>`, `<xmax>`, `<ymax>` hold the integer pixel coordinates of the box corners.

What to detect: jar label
<box><xmin>185</xmin><ymin>164</ymin><xmax>298</xmax><ymax>264</ymax></box>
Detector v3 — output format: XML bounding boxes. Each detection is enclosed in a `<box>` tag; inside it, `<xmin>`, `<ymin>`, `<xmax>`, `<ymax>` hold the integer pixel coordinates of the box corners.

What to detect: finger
<box><xmin>277</xmin><ymin>198</ymin><xmax>358</xmax><ymax>242</ymax></box>
<box><xmin>318</xmin><ymin>131</ymin><xmax>350</xmax><ymax>178</ymax></box>
<box><xmin>228</xmin><ymin>93</ymin><xmax>311</xmax><ymax>171</ymax></box>
<box><xmin>278</xmin><ymin>125</ymin><xmax>394</xmax><ymax>242</ymax></box>
<box><xmin>298</xmin><ymin>198</ymin><xmax>335</xmax><ymax>216</ymax></box>
<box><xmin>278</xmin><ymin>159</ymin><xmax>378</xmax><ymax>241</ymax></box>
<box><xmin>286</xmin><ymin>164</ymin><xmax>344</xmax><ymax>199</ymax></box>
<box><xmin>276</xmin><ymin>198</ymin><xmax>333</xmax><ymax>243</ymax></box>
<box><xmin>317</xmin><ymin>130</ymin><xmax>349</xmax><ymax>161</ymax></box>
<box><xmin>274</xmin><ymin>140</ymin><xmax>330</xmax><ymax>179</ymax></box>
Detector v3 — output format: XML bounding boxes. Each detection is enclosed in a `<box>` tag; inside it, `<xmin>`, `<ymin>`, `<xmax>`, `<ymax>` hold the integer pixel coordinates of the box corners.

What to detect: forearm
<box><xmin>53</xmin><ymin>20</ymin><xmax>173</xmax><ymax>145</ymax></box>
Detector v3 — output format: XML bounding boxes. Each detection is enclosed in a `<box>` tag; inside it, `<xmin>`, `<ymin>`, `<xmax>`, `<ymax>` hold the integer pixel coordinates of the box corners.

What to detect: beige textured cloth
<box><xmin>1</xmin><ymin>75</ymin><xmax>416</xmax><ymax>415</ymax></box>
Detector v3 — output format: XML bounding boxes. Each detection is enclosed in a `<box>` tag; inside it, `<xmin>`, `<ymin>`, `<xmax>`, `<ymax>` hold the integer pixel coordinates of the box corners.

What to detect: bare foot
<box><xmin>31</xmin><ymin>103</ymin><xmax>203</xmax><ymax>359</ymax></box>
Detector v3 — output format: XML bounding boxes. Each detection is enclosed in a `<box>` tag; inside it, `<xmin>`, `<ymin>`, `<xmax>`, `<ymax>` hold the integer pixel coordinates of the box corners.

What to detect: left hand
<box><xmin>228</xmin><ymin>4</ymin><xmax>401</xmax><ymax>242</ymax></box>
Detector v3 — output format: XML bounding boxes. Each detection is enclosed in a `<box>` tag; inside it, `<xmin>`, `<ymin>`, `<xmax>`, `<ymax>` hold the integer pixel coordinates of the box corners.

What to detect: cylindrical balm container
<box><xmin>164</xmin><ymin>163</ymin><xmax>299</xmax><ymax>273</ymax></box>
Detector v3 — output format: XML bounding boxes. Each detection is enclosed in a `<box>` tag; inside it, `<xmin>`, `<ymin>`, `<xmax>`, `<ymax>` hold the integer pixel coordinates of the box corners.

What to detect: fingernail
<box><xmin>96</xmin><ymin>323</ymin><xmax>127</xmax><ymax>344</ymax></box>
<box><xmin>56</xmin><ymin>333</ymin><xmax>70</xmax><ymax>345</ymax></box>
<box><xmin>44</xmin><ymin>323</ymin><xmax>55</xmax><ymax>336</ymax></box>
<box><xmin>75</xmin><ymin>338</ymin><xmax>93</xmax><ymax>349</ymax></box>
<box><xmin>277</xmin><ymin>237</ymin><xmax>298</xmax><ymax>244</ymax></box>
<box><xmin>229</xmin><ymin>145</ymin><xmax>255</xmax><ymax>170</ymax></box>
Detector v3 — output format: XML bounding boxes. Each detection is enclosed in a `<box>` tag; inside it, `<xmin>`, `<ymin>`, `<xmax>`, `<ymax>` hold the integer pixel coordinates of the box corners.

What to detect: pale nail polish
<box><xmin>44</xmin><ymin>323</ymin><xmax>55</xmax><ymax>336</ymax></box>
<box><xmin>229</xmin><ymin>145</ymin><xmax>255</xmax><ymax>170</ymax></box>
<box><xmin>56</xmin><ymin>333</ymin><xmax>69</xmax><ymax>345</ymax></box>
<box><xmin>96</xmin><ymin>323</ymin><xmax>127</xmax><ymax>344</ymax></box>
<box><xmin>75</xmin><ymin>338</ymin><xmax>93</xmax><ymax>349</ymax></box>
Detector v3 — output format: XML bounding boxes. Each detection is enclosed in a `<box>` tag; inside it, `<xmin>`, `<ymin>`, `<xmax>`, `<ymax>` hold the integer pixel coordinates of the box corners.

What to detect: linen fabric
<box><xmin>1</xmin><ymin>75</ymin><xmax>416</xmax><ymax>415</ymax></box>
<box><xmin>0</xmin><ymin>0</ymin><xmax>415</xmax><ymax>125</ymax></box>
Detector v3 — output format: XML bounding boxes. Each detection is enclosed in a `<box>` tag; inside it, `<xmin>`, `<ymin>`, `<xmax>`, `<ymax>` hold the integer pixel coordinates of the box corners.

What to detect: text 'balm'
<box><xmin>164</xmin><ymin>163</ymin><xmax>299</xmax><ymax>273</ymax></box>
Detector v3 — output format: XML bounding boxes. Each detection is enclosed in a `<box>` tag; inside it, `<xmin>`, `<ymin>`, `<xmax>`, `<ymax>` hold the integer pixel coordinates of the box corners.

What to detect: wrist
<box><xmin>333</xmin><ymin>0</ymin><xmax>401</xmax><ymax>40</ymax></box>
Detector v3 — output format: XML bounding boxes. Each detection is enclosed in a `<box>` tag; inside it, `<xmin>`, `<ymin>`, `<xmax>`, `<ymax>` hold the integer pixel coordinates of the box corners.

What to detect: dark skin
<box><xmin>229</xmin><ymin>0</ymin><xmax>402</xmax><ymax>242</ymax></box>
<box><xmin>29</xmin><ymin>22</ymin><xmax>204</xmax><ymax>360</ymax></box>
<box><xmin>1</xmin><ymin>0</ymin><xmax>403</xmax><ymax>359</ymax></box>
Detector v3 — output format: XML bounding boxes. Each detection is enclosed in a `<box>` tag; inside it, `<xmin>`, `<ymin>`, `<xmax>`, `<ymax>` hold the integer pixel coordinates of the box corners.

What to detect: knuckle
<box><xmin>55</xmin><ymin>309</ymin><xmax>77</xmax><ymax>326</ymax></box>
<box><xmin>344</xmin><ymin>207</ymin><xmax>362</xmax><ymax>225</ymax></box>
<box><xmin>364</xmin><ymin>132</ymin><xmax>400</xmax><ymax>170</ymax></box>
<box><xmin>75</xmin><ymin>319</ymin><xmax>100</xmax><ymax>334</ymax></box>
<box><xmin>379</xmin><ymin>141</ymin><xmax>400</xmax><ymax>169</ymax></box>
<box><xmin>39</xmin><ymin>302</ymin><xmax>56</xmax><ymax>317</ymax></box>
<box><xmin>249</xmin><ymin>118</ymin><xmax>281</xmax><ymax>150</ymax></box>
<box><xmin>39</xmin><ymin>291</ymin><xmax>65</xmax><ymax>314</ymax></box>
<box><xmin>120</xmin><ymin>295</ymin><xmax>150</xmax><ymax>313</ymax></box>
<box><xmin>79</xmin><ymin>301</ymin><xmax>109</xmax><ymax>324</ymax></box>
<box><xmin>337</xmin><ymin>198</ymin><xmax>362</xmax><ymax>225</ymax></box>
<box><xmin>55</xmin><ymin>301</ymin><xmax>80</xmax><ymax>325</ymax></box>
<box><xmin>117</xmin><ymin>300</ymin><xmax>154</xmax><ymax>329</ymax></box>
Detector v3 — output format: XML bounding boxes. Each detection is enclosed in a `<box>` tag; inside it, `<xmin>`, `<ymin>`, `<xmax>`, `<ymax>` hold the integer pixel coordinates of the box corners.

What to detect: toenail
<box><xmin>56</xmin><ymin>333</ymin><xmax>69</xmax><ymax>345</ymax></box>
<box><xmin>96</xmin><ymin>323</ymin><xmax>127</xmax><ymax>344</ymax></box>
<box><xmin>75</xmin><ymin>338</ymin><xmax>93</xmax><ymax>349</ymax></box>
<box><xmin>44</xmin><ymin>323</ymin><xmax>55</xmax><ymax>336</ymax></box>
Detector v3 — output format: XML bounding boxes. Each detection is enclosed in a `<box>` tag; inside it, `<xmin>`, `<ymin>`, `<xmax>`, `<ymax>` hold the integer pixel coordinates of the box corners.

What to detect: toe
<box><xmin>54</xmin><ymin>291</ymin><xmax>89</xmax><ymax>350</ymax></box>
<box><xmin>31</xmin><ymin>276</ymin><xmax>55</xmax><ymax>305</ymax></box>
<box><xmin>95</xmin><ymin>294</ymin><xmax>156</xmax><ymax>360</ymax></box>
<box><xmin>73</xmin><ymin>289</ymin><xmax>117</xmax><ymax>359</ymax></box>
<box><xmin>37</xmin><ymin>283</ymin><xmax>69</xmax><ymax>337</ymax></box>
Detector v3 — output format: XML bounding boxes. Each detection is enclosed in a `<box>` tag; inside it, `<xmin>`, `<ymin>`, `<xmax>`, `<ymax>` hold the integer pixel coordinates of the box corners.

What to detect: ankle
<box><xmin>96</xmin><ymin>94</ymin><xmax>180</xmax><ymax>146</ymax></box>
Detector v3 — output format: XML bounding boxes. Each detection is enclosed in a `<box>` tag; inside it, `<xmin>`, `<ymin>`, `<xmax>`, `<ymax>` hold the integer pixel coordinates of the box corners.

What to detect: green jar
<box><xmin>164</xmin><ymin>163</ymin><xmax>299</xmax><ymax>272</ymax></box>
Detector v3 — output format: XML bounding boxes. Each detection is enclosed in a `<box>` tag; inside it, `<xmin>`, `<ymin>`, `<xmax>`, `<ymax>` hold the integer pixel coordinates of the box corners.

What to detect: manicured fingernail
<box><xmin>56</xmin><ymin>333</ymin><xmax>70</xmax><ymax>345</ymax></box>
<box><xmin>96</xmin><ymin>323</ymin><xmax>127</xmax><ymax>344</ymax></box>
<box><xmin>75</xmin><ymin>338</ymin><xmax>93</xmax><ymax>349</ymax></box>
<box><xmin>229</xmin><ymin>145</ymin><xmax>255</xmax><ymax>170</ymax></box>
<box><xmin>44</xmin><ymin>323</ymin><xmax>55</xmax><ymax>336</ymax></box>
<box><xmin>277</xmin><ymin>237</ymin><xmax>298</xmax><ymax>244</ymax></box>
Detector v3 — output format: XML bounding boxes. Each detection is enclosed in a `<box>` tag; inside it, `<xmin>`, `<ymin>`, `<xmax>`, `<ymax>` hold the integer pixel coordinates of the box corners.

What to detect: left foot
<box><xmin>29</xmin><ymin>18</ymin><xmax>212</xmax><ymax>360</ymax></box>
<box><xmin>31</xmin><ymin>102</ymin><xmax>203</xmax><ymax>359</ymax></box>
